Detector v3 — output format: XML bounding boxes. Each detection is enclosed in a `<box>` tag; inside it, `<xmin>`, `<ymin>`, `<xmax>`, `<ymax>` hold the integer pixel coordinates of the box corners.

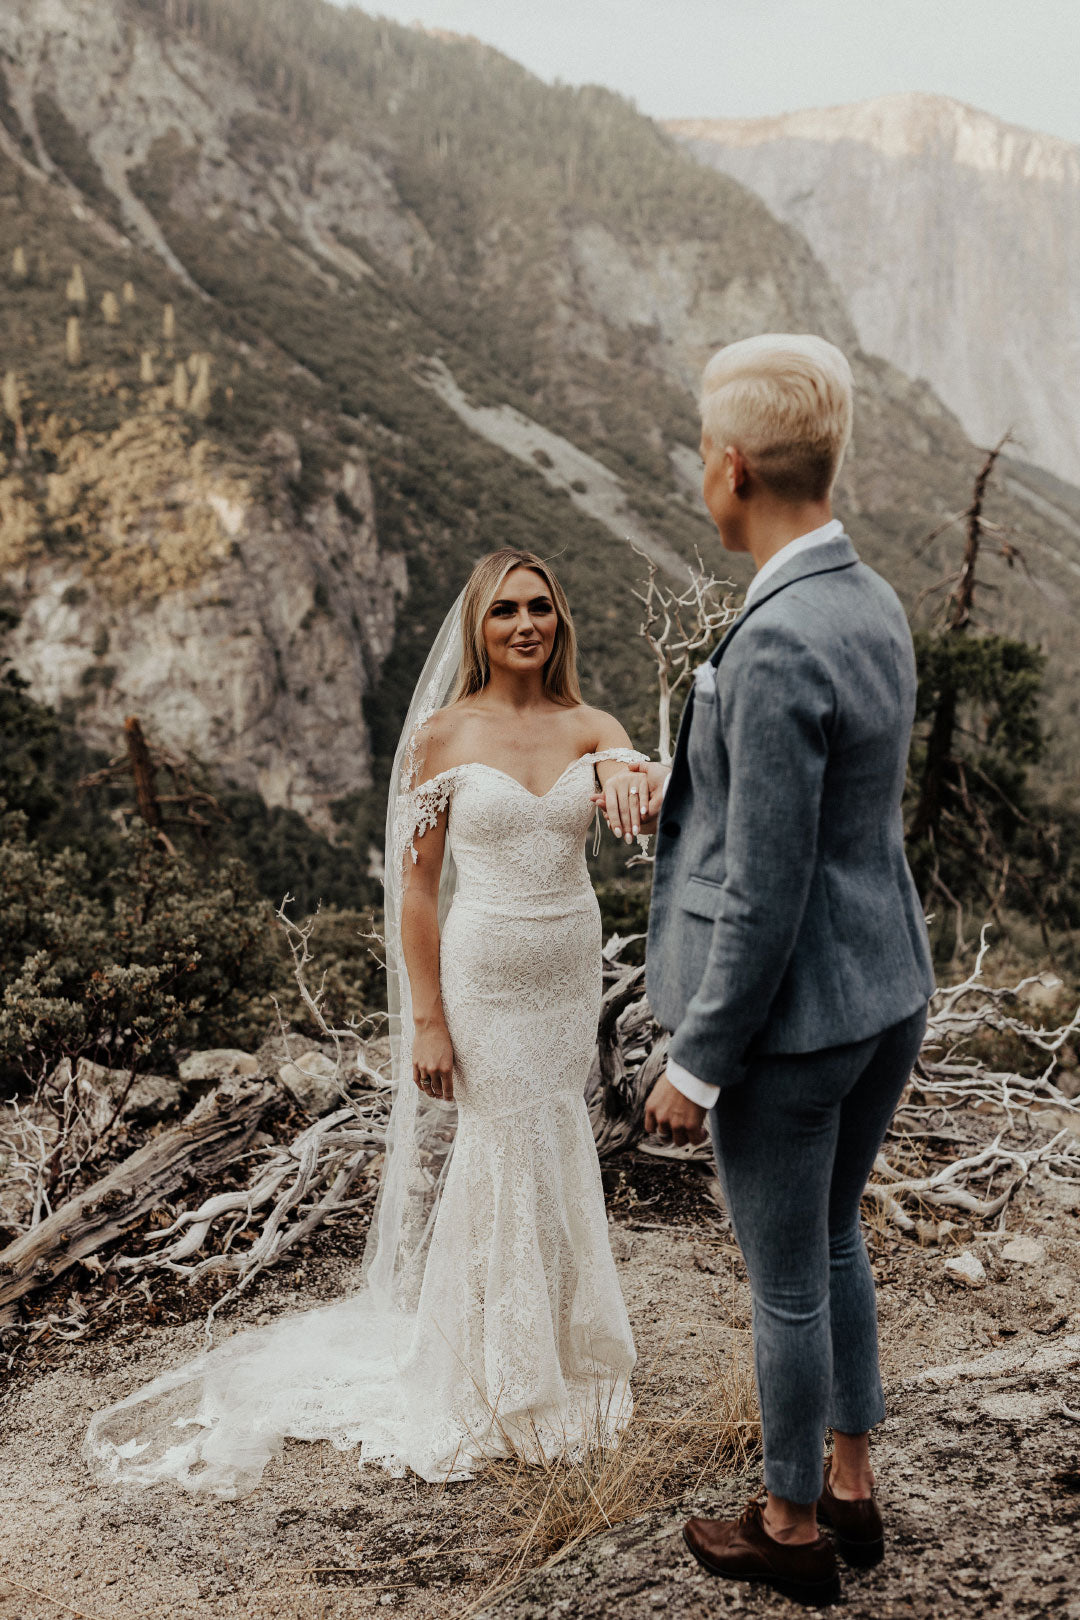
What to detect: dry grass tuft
<box><xmin>468</xmin><ymin>1340</ymin><xmax>760</xmax><ymax>1612</ymax></box>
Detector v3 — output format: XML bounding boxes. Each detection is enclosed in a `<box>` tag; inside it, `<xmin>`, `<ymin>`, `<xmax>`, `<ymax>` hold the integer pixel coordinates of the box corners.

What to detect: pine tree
<box><xmin>122</xmin><ymin>281</ymin><xmax>136</xmax><ymax>306</ymax></box>
<box><xmin>101</xmin><ymin>290</ymin><xmax>121</xmax><ymax>326</ymax></box>
<box><xmin>162</xmin><ymin>302</ymin><xmax>176</xmax><ymax>342</ymax></box>
<box><xmin>66</xmin><ymin>315</ymin><xmax>82</xmax><ymax>367</ymax></box>
<box><xmin>2</xmin><ymin>370</ymin><xmax>27</xmax><ymax>457</ymax></box>
<box><xmin>139</xmin><ymin>349</ymin><xmax>156</xmax><ymax>384</ymax></box>
<box><xmin>189</xmin><ymin>354</ymin><xmax>212</xmax><ymax>416</ymax></box>
<box><xmin>172</xmin><ymin>361</ymin><xmax>189</xmax><ymax>410</ymax></box>
<box><xmin>906</xmin><ymin>439</ymin><xmax>1061</xmax><ymax>948</ymax></box>
<box><xmin>11</xmin><ymin>245</ymin><xmax>27</xmax><ymax>283</ymax></box>
<box><xmin>66</xmin><ymin>264</ymin><xmax>87</xmax><ymax>307</ymax></box>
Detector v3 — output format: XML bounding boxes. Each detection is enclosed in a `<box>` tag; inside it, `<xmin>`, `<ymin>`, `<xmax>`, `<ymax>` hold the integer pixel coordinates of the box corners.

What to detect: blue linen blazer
<box><xmin>645</xmin><ymin>534</ymin><xmax>935</xmax><ymax>1091</ymax></box>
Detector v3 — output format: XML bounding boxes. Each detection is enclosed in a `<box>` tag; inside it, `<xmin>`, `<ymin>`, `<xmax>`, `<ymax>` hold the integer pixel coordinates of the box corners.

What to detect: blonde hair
<box><xmin>452</xmin><ymin>549</ymin><xmax>582</xmax><ymax>705</ymax></box>
<box><xmin>700</xmin><ymin>333</ymin><xmax>854</xmax><ymax>500</ymax></box>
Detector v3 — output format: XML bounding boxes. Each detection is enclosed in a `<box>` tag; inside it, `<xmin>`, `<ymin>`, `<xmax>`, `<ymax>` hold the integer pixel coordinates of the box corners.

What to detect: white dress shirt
<box><xmin>664</xmin><ymin>518</ymin><xmax>844</xmax><ymax>1112</ymax></box>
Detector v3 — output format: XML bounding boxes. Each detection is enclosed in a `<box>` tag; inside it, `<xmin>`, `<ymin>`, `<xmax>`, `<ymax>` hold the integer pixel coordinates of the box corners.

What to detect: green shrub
<box><xmin>0</xmin><ymin>810</ymin><xmax>280</xmax><ymax>1081</ymax></box>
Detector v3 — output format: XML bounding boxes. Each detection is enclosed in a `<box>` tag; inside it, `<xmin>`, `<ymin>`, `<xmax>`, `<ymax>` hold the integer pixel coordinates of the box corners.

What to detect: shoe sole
<box><xmin>683</xmin><ymin>1525</ymin><xmax>842</xmax><ymax>1608</ymax></box>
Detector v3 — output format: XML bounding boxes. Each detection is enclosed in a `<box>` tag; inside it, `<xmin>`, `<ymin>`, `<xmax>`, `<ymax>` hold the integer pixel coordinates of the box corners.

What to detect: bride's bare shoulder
<box><xmin>408</xmin><ymin>702</ymin><xmax>477</xmax><ymax>783</ymax></box>
<box><xmin>575</xmin><ymin>705</ymin><xmax>634</xmax><ymax>753</ymax></box>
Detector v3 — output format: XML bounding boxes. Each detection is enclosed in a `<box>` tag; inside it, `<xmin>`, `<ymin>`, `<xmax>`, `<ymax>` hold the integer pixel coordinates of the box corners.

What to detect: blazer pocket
<box><xmin>680</xmin><ymin>873</ymin><xmax>726</xmax><ymax>919</ymax></box>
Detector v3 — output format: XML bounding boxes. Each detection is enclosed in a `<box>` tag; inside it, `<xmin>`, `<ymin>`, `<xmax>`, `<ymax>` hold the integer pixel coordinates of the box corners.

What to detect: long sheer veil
<box><xmin>84</xmin><ymin>592</ymin><xmax>468</xmax><ymax>1497</ymax></box>
<box><xmin>363</xmin><ymin>589</ymin><xmax>464</xmax><ymax>1311</ymax></box>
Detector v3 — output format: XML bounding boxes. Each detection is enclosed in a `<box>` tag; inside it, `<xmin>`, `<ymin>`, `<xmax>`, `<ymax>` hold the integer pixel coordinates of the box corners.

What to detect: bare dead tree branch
<box><xmin>633</xmin><ymin>548</ymin><xmax>740</xmax><ymax>761</ymax></box>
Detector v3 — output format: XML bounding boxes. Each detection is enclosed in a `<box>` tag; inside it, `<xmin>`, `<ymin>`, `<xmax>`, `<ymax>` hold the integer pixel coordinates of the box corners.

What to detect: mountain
<box><xmin>3</xmin><ymin>4</ymin><xmax>1080</xmax><ymax>851</ymax></box>
<box><xmin>667</xmin><ymin>93</ymin><xmax>1080</xmax><ymax>488</ymax></box>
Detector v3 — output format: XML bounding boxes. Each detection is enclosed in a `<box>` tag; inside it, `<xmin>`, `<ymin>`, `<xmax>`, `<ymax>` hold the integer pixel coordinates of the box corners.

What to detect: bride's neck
<box><xmin>482</xmin><ymin>668</ymin><xmax>551</xmax><ymax>711</ymax></box>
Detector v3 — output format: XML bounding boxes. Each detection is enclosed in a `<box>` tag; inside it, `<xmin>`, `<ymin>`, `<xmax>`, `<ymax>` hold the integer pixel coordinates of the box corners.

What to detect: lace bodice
<box><xmin>401</xmin><ymin>750</ymin><xmax>647</xmax><ymax>909</ymax></box>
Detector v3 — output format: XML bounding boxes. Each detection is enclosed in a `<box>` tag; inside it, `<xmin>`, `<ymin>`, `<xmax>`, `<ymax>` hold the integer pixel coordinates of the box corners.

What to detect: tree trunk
<box><xmin>909</xmin><ymin>679</ymin><xmax>957</xmax><ymax>846</ymax></box>
<box><xmin>124</xmin><ymin>715</ymin><xmax>160</xmax><ymax>828</ymax></box>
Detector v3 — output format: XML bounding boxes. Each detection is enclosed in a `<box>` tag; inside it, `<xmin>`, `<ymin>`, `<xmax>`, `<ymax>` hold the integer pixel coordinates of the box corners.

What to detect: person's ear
<box><xmin>725</xmin><ymin>445</ymin><xmax>748</xmax><ymax>493</ymax></box>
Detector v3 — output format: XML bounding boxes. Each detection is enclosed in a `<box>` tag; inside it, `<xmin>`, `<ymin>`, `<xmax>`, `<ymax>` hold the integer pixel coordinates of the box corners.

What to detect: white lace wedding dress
<box><xmin>85</xmin><ymin>749</ymin><xmax>639</xmax><ymax>1496</ymax></box>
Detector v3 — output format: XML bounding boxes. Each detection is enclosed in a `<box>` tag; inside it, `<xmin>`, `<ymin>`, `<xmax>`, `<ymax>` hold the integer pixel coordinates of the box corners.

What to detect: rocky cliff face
<box><xmin>0</xmin><ymin>0</ymin><xmax>413</xmax><ymax>820</ymax></box>
<box><xmin>669</xmin><ymin>93</ymin><xmax>1080</xmax><ymax>485</ymax></box>
<box><xmin>5</xmin><ymin>2</ymin><xmax>1080</xmax><ymax>821</ymax></box>
<box><xmin>2</xmin><ymin>413</ymin><xmax>402</xmax><ymax>825</ymax></box>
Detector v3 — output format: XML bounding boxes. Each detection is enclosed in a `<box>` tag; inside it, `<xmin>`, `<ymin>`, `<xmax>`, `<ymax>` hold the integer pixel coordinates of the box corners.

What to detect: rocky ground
<box><xmin>1</xmin><ymin>1148</ymin><xmax>1078</xmax><ymax>1620</ymax></box>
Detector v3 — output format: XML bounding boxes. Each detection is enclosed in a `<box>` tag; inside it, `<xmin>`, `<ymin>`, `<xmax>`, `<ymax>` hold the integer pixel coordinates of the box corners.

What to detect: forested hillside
<box><xmin>2</xmin><ymin>0</ymin><xmax>1080</xmax><ymax>866</ymax></box>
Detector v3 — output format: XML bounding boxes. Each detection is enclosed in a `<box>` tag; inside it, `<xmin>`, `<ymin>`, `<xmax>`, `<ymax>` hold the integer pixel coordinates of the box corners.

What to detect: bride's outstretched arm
<box><xmin>593</xmin><ymin>760</ymin><xmax>670</xmax><ymax>840</ymax></box>
<box><xmin>400</xmin><ymin>810</ymin><xmax>455</xmax><ymax>1102</ymax></box>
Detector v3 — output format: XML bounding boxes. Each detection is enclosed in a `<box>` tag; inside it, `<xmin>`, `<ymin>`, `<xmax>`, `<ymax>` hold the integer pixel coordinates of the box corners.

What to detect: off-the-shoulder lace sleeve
<box><xmin>585</xmin><ymin>748</ymin><xmax>651</xmax><ymax>767</ymax></box>
<box><xmin>394</xmin><ymin>768</ymin><xmax>458</xmax><ymax>868</ymax></box>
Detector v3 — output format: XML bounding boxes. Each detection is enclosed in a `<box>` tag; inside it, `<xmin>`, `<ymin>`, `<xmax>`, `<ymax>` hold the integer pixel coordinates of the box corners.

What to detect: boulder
<box><xmin>1001</xmin><ymin>1235</ymin><xmax>1046</xmax><ymax>1265</ymax></box>
<box><xmin>278</xmin><ymin>1050</ymin><xmax>342</xmax><ymax>1114</ymax></box>
<box><xmin>944</xmin><ymin>1250</ymin><xmax>986</xmax><ymax>1289</ymax></box>
<box><xmin>178</xmin><ymin>1049</ymin><xmax>260</xmax><ymax>1082</ymax></box>
<box><xmin>47</xmin><ymin>1057</ymin><xmax>184</xmax><ymax>1125</ymax></box>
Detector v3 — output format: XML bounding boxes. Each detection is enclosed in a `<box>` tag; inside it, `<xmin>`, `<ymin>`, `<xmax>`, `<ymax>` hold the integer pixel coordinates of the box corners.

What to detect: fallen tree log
<box><xmin>0</xmin><ymin>1078</ymin><xmax>274</xmax><ymax>1326</ymax></box>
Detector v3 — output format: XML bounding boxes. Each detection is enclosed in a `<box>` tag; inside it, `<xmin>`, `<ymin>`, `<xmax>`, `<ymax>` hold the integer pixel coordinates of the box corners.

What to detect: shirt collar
<box><xmin>742</xmin><ymin>518</ymin><xmax>844</xmax><ymax>608</ymax></box>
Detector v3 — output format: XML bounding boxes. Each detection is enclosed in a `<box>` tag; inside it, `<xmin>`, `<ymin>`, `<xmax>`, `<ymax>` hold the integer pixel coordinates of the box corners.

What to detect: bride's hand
<box><xmin>591</xmin><ymin>761</ymin><xmax>669</xmax><ymax>841</ymax></box>
<box><xmin>413</xmin><ymin>1018</ymin><xmax>455</xmax><ymax>1101</ymax></box>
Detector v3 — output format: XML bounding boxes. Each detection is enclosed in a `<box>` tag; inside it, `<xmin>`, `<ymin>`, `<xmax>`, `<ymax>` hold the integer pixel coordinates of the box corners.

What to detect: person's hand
<box><xmin>591</xmin><ymin>760</ymin><xmax>670</xmax><ymax>843</ymax></box>
<box><xmin>412</xmin><ymin>1018</ymin><xmax>455</xmax><ymax>1101</ymax></box>
<box><xmin>644</xmin><ymin>1073</ymin><xmax>708</xmax><ymax>1146</ymax></box>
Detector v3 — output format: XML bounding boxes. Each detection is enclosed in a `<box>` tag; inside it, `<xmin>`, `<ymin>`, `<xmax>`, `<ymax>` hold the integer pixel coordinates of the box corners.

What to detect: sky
<box><xmin>334</xmin><ymin>0</ymin><xmax>1080</xmax><ymax>145</ymax></box>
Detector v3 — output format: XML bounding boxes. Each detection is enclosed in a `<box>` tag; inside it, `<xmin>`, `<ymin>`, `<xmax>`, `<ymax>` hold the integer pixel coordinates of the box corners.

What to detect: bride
<box><xmin>86</xmin><ymin>547</ymin><xmax>646</xmax><ymax>1496</ymax></box>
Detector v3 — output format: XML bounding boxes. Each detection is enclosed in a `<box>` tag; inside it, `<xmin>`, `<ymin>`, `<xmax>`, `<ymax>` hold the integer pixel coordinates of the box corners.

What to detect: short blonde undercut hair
<box><xmin>700</xmin><ymin>333</ymin><xmax>854</xmax><ymax>501</ymax></box>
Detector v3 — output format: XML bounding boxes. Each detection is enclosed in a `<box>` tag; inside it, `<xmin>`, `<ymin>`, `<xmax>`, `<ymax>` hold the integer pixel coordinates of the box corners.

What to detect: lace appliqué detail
<box><xmin>395</xmin><ymin>769</ymin><xmax>457</xmax><ymax>868</ymax></box>
<box><xmin>587</xmin><ymin>748</ymin><xmax>650</xmax><ymax>766</ymax></box>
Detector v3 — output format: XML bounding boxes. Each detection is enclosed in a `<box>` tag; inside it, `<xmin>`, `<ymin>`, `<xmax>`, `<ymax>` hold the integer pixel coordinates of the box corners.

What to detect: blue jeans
<box><xmin>708</xmin><ymin>1005</ymin><xmax>928</xmax><ymax>1505</ymax></box>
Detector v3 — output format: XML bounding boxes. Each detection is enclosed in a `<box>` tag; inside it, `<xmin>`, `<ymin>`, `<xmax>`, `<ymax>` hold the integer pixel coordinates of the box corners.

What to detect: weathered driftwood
<box><xmin>94</xmin><ymin>898</ymin><xmax>398</xmax><ymax>1332</ymax></box>
<box><xmin>115</xmin><ymin>1096</ymin><xmax>390</xmax><ymax>1335</ymax></box>
<box><xmin>865</xmin><ymin>929</ymin><xmax>1080</xmax><ymax>1232</ymax></box>
<box><xmin>0</xmin><ymin>1078</ymin><xmax>273</xmax><ymax>1325</ymax></box>
<box><xmin>586</xmin><ymin>962</ymin><xmax>662</xmax><ymax>1160</ymax></box>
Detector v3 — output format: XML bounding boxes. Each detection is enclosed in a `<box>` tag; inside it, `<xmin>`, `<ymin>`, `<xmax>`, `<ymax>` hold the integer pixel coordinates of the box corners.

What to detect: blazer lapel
<box><xmin>709</xmin><ymin>534</ymin><xmax>859</xmax><ymax>668</ymax></box>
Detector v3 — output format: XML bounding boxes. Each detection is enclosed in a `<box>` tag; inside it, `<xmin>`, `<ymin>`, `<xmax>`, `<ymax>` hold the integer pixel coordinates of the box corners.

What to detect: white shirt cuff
<box><xmin>660</xmin><ymin>770</ymin><xmax>671</xmax><ymax>799</ymax></box>
<box><xmin>665</xmin><ymin>1059</ymin><xmax>720</xmax><ymax>1110</ymax></box>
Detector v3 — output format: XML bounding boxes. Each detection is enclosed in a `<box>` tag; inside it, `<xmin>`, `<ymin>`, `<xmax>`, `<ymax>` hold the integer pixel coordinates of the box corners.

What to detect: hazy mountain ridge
<box><xmin>668</xmin><ymin>92</ymin><xmax>1080</xmax><ymax>487</ymax></box>
<box><xmin>3</xmin><ymin>2</ymin><xmax>1080</xmax><ymax>831</ymax></box>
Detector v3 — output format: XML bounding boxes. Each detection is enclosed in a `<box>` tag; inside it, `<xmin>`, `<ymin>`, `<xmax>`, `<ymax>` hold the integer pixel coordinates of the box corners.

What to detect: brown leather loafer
<box><xmin>684</xmin><ymin>1495</ymin><xmax>841</xmax><ymax>1608</ymax></box>
<box><xmin>817</xmin><ymin>1459</ymin><xmax>885</xmax><ymax>1567</ymax></box>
